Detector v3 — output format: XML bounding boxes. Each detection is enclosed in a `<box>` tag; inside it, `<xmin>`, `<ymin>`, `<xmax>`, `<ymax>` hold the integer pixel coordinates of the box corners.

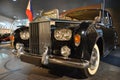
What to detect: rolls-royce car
<box><xmin>13</xmin><ymin>26</ymin><xmax>29</xmax><ymax>51</ymax></box>
<box><xmin>14</xmin><ymin>7</ymin><xmax>118</xmax><ymax>77</ymax></box>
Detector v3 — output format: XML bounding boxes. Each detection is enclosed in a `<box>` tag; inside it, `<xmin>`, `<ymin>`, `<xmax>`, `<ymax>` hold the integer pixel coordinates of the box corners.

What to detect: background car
<box><xmin>0</xmin><ymin>33</ymin><xmax>10</xmax><ymax>43</ymax></box>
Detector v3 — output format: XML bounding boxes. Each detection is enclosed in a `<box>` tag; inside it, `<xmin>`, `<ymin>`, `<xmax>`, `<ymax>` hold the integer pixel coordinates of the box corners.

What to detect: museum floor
<box><xmin>0</xmin><ymin>42</ymin><xmax>120</xmax><ymax>80</ymax></box>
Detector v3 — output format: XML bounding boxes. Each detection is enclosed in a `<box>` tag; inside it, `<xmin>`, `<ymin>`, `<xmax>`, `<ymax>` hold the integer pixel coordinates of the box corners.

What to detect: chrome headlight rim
<box><xmin>54</xmin><ymin>28</ymin><xmax>72</xmax><ymax>41</ymax></box>
<box><xmin>20</xmin><ymin>31</ymin><xmax>29</xmax><ymax>40</ymax></box>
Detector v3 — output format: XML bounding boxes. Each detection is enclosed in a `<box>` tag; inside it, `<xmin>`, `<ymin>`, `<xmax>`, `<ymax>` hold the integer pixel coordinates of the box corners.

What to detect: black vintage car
<box><xmin>16</xmin><ymin>8</ymin><xmax>118</xmax><ymax>77</ymax></box>
<box><xmin>13</xmin><ymin>26</ymin><xmax>29</xmax><ymax>51</ymax></box>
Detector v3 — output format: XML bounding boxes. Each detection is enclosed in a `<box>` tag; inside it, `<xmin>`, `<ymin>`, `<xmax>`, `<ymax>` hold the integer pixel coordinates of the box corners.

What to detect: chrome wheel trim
<box><xmin>88</xmin><ymin>44</ymin><xmax>100</xmax><ymax>75</ymax></box>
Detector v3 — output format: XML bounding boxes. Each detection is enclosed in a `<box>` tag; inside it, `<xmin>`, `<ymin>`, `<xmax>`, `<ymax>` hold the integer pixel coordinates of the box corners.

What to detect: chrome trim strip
<box><xmin>49</xmin><ymin>58</ymin><xmax>89</xmax><ymax>68</ymax></box>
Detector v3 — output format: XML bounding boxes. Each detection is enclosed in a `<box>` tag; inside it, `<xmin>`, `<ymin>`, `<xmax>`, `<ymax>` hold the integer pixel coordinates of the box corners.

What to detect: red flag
<box><xmin>26</xmin><ymin>0</ymin><xmax>33</xmax><ymax>22</ymax></box>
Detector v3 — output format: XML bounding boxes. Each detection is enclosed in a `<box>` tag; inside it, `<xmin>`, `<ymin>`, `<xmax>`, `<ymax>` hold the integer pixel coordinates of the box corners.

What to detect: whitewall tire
<box><xmin>82</xmin><ymin>44</ymin><xmax>100</xmax><ymax>77</ymax></box>
<box><xmin>88</xmin><ymin>44</ymin><xmax>100</xmax><ymax>75</ymax></box>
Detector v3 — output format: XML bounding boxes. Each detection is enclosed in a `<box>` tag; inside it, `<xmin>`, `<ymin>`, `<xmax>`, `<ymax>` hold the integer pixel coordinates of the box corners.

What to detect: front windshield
<box><xmin>64</xmin><ymin>9</ymin><xmax>100</xmax><ymax>21</ymax></box>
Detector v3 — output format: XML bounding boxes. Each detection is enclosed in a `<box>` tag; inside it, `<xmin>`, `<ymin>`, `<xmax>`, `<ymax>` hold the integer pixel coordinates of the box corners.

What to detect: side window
<box><xmin>102</xmin><ymin>11</ymin><xmax>112</xmax><ymax>28</ymax></box>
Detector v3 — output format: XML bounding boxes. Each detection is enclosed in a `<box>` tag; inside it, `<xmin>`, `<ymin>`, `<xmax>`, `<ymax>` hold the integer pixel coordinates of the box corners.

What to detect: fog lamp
<box><xmin>61</xmin><ymin>46</ymin><xmax>71</xmax><ymax>57</ymax></box>
<box><xmin>16</xmin><ymin>43</ymin><xmax>23</xmax><ymax>50</ymax></box>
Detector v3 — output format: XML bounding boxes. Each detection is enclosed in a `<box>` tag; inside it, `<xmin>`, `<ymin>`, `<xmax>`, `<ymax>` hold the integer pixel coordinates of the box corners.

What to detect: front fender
<box><xmin>81</xmin><ymin>24</ymin><xmax>100</xmax><ymax>60</ymax></box>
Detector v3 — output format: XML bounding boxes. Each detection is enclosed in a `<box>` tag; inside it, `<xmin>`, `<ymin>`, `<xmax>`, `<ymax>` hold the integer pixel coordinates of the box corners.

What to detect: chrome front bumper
<box><xmin>20</xmin><ymin>54</ymin><xmax>89</xmax><ymax>69</ymax></box>
<box><xmin>13</xmin><ymin>45</ymin><xmax>89</xmax><ymax>69</ymax></box>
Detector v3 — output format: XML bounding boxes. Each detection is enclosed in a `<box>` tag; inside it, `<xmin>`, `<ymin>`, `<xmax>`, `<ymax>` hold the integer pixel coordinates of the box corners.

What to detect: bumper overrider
<box><xmin>13</xmin><ymin>45</ymin><xmax>90</xmax><ymax>69</ymax></box>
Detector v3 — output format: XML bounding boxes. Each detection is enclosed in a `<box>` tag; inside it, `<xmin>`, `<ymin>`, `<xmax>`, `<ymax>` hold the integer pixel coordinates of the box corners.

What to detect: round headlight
<box><xmin>54</xmin><ymin>29</ymin><xmax>72</xmax><ymax>41</ymax></box>
<box><xmin>25</xmin><ymin>31</ymin><xmax>30</xmax><ymax>39</ymax></box>
<box><xmin>61</xmin><ymin>46</ymin><xmax>71</xmax><ymax>57</ymax></box>
<box><xmin>20</xmin><ymin>31</ymin><xmax>29</xmax><ymax>40</ymax></box>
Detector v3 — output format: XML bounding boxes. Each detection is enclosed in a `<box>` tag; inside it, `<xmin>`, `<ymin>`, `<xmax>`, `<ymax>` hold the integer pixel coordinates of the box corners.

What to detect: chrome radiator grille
<box><xmin>30</xmin><ymin>22</ymin><xmax>51</xmax><ymax>55</ymax></box>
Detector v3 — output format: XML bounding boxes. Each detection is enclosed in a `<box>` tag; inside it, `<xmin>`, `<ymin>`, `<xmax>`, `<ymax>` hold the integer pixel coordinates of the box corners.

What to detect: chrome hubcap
<box><xmin>90</xmin><ymin>48</ymin><xmax>98</xmax><ymax>70</ymax></box>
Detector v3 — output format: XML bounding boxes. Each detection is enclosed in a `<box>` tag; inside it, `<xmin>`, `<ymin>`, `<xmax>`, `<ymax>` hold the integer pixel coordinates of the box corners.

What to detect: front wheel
<box><xmin>83</xmin><ymin>44</ymin><xmax>100</xmax><ymax>77</ymax></box>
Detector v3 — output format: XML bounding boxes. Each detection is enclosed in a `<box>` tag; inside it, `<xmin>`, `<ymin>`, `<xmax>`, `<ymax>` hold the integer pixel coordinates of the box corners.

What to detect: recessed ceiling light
<box><xmin>13</xmin><ymin>16</ymin><xmax>17</xmax><ymax>18</ymax></box>
<box><xmin>63</xmin><ymin>10</ymin><xmax>66</xmax><ymax>12</ymax></box>
<box><xmin>13</xmin><ymin>0</ymin><xmax>16</xmax><ymax>1</ymax></box>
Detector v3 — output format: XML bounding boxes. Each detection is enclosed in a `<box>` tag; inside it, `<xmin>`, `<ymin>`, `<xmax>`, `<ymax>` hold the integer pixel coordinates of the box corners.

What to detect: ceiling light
<box><xmin>36</xmin><ymin>13</ymin><xmax>39</xmax><ymax>16</ymax></box>
<box><xmin>63</xmin><ymin>10</ymin><xmax>66</xmax><ymax>12</ymax></box>
<box><xmin>13</xmin><ymin>0</ymin><xmax>17</xmax><ymax>2</ymax></box>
